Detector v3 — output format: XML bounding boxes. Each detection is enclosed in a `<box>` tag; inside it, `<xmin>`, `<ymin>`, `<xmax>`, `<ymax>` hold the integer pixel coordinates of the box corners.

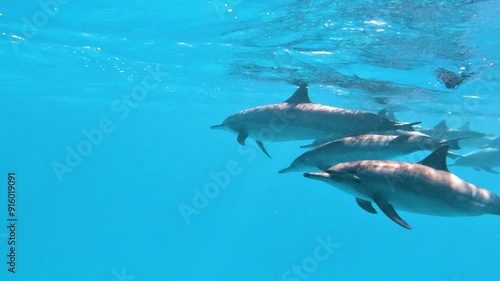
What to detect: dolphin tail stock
<box><xmin>396</xmin><ymin>121</ymin><xmax>422</xmax><ymax>131</ymax></box>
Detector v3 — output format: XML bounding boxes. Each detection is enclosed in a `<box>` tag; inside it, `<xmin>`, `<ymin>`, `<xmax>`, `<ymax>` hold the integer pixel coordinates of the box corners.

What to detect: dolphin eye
<box><xmin>347</xmin><ymin>170</ymin><xmax>362</xmax><ymax>183</ymax></box>
<box><xmin>352</xmin><ymin>175</ymin><xmax>362</xmax><ymax>183</ymax></box>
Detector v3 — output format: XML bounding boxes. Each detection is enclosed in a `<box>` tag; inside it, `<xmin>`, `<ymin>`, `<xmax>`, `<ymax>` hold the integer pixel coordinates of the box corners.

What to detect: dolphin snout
<box><xmin>211</xmin><ymin>124</ymin><xmax>224</xmax><ymax>129</ymax></box>
<box><xmin>279</xmin><ymin>165</ymin><xmax>300</xmax><ymax>174</ymax></box>
<box><xmin>303</xmin><ymin>172</ymin><xmax>330</xmax><ymax>180</ymax></box>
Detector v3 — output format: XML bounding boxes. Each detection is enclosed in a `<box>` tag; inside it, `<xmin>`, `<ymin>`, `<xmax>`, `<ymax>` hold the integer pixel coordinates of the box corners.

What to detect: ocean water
<box><xmin>1</xmin><ymin>0</ymin><xmax>500</xmax><ymax>280</ymax></box>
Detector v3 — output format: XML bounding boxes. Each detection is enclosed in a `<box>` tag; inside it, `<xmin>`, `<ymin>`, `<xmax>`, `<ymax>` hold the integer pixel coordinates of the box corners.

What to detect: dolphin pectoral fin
<box><xmin>481</xmin><ymin>166</ymin><xmax>499</xmax><ymax>174</ymax></box>
<box><xmin>373</xmin><ymin>198</ymin><xmax>412</xmax><ymax>230</ymax></box>
<box><xmin>356</xmin><ymin>198</ymin><xmax>377</xmax><ymax>214</ymax></box>
<box><xmin>256</xmin><ymin>140</ymin><xmax>272</xmax><ymax>159</ymax></box>
<box><xmin>237</xmin><ymin>133</ymin><xmax>248</xmax><ymax>145</ymax></box>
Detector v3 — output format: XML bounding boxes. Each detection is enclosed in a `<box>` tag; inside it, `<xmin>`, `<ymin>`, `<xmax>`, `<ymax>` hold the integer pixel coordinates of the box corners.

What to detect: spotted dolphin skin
<box><xmin>303</xmin><ymin>145</ymin><xmax>500</xmax><ymax>229</ymax></box>
<box><xmin>280</xmin><ymin>133</ymin><xmax>462</xmax><ymax>173</ymax></box>
<box><xmin>211</xmin><ymin>84</ymin><xmax>420</xmax><ymax>158</ymax></box>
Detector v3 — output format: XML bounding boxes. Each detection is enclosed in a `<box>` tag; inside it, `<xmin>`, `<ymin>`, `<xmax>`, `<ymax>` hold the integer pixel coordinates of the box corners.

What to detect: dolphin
<box><xmin>417</xmin><ymin>120</ymin><xmax>493</xmax><ymax>147</ymax></box>
<box><xmin>303</xmin><ymin>145</ymin><xmax>500</xmax><ymax>229</ymax></box>
<box><xmin>453</xmin><ymin>147</ymin><xmax>500</xmax><ymax>174</ymax></box>
<box><xmin>481</xmin><ymin>137</ymin><xmax>500</xmax><ymax>148</ymax></box>
<box><xmin>377</xmin><ymin>109</ymin><xmax>398</xmax><ymax>121</ymax></box>
<box><xmin>434</xmin><ymin>68</ymin><xmax>475</xmax><ymax>89</ymax></box>
<box><xmin>211</xmin><ymin>84</ymin><xmax>420</xmax><ymax>157</ymax></box>
<box><xmin>301</xmin><ymin>129</ymin><xmax>432</xmax><ymax>149</ymax></box>
<box><xmin>280</xmin><ymin>133</ymin><xmax>462</xmax><ymax>173</ymax></box>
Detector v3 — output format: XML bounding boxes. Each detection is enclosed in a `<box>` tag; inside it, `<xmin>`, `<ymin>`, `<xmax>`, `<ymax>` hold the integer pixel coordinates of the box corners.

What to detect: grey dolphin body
<box><xmin>482</xmin><ymin>137</ymin><xmax>500</xmax><ymax>148</ymax></box>
<box><xmin>280</xmin><ymin>133</ymin><xmax>461</xmax><ymax>173</ymax></box>
<box><xmin>211</xmin><ymin>84</ymin><xmax>419</xmax><ymax>157</ymax></box>
<box><xmin>417</xmin><ymin>120</ymin><xmax>493</xmax><ymax>147</ymax></box>
<box><xmin>303</xmin><ymin>145</ymin><xmax>500</xmax><ymax>229</ymax></box>
<box><xmin>453</xmin><ymin>147</ymin><xmax>500</xmax><ymax>174</ymax></box>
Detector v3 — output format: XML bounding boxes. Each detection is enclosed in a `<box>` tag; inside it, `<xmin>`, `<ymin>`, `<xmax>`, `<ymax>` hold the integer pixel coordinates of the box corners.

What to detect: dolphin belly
<box><xmin>363</xmin><ymin>172</ymin><xmax>496</xmax><ymax>217</ymax></box>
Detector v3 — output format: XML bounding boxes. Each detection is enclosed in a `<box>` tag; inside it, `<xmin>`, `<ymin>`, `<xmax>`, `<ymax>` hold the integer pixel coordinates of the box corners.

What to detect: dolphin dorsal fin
<box><xmin>285</xmin><ymin>84</ymin><xmax>311</xmax><ymax>104</ymax></box>
<box><xmin>377</xmin><ymin>109</ymin><xmax>387</xmax><ymax>118</ymax></box>
<box><xmin>459</xmin><ymin>121</ymin><xmax>471</xmax><ymax>131</ymax></box>
<box><xmin>434</xmin><ymin>120</ymin><xmax>448</xmax><ymax>130</ymax></box>
<box><xmin>417</xmin><ymin>145</ymin><xmax>450</xmax><ymax>172</ymax></box>
<box><xmin>387</xmin><ymin>111</ymin><xmax>398</xmax><ymax>121</ymax></box>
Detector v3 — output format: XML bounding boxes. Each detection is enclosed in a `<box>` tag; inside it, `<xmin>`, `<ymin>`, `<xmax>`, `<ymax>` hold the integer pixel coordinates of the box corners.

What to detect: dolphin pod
<box><xmin>211</xmin><ymin>84</ymin><xmax>419</xmax><ymax>158</ymax></box>
<box><xmin>303</xmin><ymin>145</ymin><xmax>500</xmax><ymax>229</ymax></box>
<box><xmin>279</xmin><ymin>133</ymin><xmax>463</xmax><ymax>173</ymax></box>
<box><xmin>211</xmin><ymin>84</ymin><xmax>499</xmax><ymax>229</ymax></box>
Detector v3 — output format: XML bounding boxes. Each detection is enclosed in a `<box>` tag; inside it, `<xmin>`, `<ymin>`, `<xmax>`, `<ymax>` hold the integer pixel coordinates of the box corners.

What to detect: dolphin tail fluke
<box><xmin>256</xmin><ymin>140</ymin><xmax>272</xmax><ymax>159</ymax></box>
<box><xmin>397</xmin><ymin>122</ymin><xmax>422</xmax><ymax>132</ymax></box>
<box><xmin>356</xmin><ymin>198</ymin><xmax>377</xmax><ymax>214</ymax></box>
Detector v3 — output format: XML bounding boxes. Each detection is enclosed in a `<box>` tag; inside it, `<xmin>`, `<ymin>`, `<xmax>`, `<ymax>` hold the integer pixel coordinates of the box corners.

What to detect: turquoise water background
<box><xmin>1</xmin><ymin>0</ymin><xmax>500</xmax><ymax>280</ymax></box>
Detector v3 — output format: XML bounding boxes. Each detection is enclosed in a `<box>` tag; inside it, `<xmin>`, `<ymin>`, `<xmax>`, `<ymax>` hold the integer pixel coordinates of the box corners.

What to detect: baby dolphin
<box><xmin>211</xmin><ymin>84</ymin><xmax>420</xmax><ymax>157</ymax></box>
<box><xmin>453</xmin><ymin>147</ymin><xmax>500</xmax><ymax>174</ymax></box>
<box><xmin>280</xmin><ymin>133</ymin><xmax>462</xmax><ymax>173</ymax></box>
<box><xmin>304</xmin><ymin>145</ymin><xmax>500</xmax><ymax>229</ymax></box>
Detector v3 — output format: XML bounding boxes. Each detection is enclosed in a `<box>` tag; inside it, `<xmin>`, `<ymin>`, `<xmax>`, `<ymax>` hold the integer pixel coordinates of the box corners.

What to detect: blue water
<box><xmin>1</xmin><ymin>0</ymin><xmax>500</xmax><ymax>280</ymax></box>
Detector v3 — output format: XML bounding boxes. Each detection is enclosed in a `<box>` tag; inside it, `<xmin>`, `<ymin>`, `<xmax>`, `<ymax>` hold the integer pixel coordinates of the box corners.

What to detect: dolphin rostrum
<box><xmin>303</xmin><ymin>145</ymin><xmax>500</xmax><ymax>229</ymax></box>
<box><xmin>280</xmin><ymin>133</ymin><xmax>462</xmax><ymax>173</ymax></box>
<box><xmin>211</xmin><ymin>84</ymin><xmax>420</xmax><ymax>157</ymax></box>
